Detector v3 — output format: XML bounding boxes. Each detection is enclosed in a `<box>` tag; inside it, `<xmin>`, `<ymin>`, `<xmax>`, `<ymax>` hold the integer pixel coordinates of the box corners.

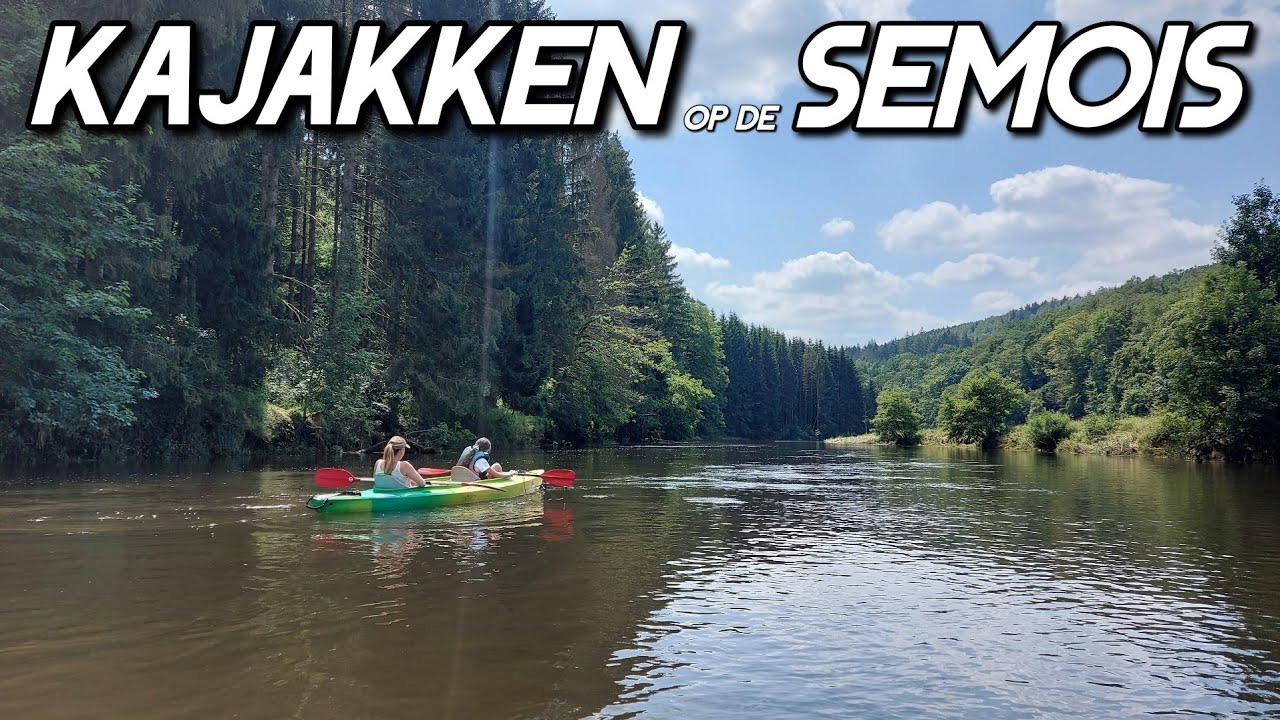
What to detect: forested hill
<box><xmin>0</xmin><ymin>0</ymin><xmax>871</xmax><ymax>463</ymax></box>
<box><xmin>859</xmin><ymin>267</ymin><xmax>1213</xmax><ymax>426</ymax></box>
<box><xmin>857</xmin><ymin>212</ymin><xmax>1280</xmax><ymax>462</ymax></box>
<box><xmin>855</xmin><ymin>296</ymin><xmax>1078</xmax><ymax>363</ymax></box>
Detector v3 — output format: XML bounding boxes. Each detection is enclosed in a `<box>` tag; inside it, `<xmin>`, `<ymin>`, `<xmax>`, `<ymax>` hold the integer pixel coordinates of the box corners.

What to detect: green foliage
<box><xmin>1031</xmin><ymin>308</ymin><xmax>1127</xmax><ymax>418</ymax></box>
<box><xmin>854</xmin><ymin>184</ymin><xmax>1280</xmax><ymax>462</ymax></box>
<box><xmin>541</xmin><ymin>249</ymin><xmax>655</xmax><ymax>444</ymax></box>
<box><xmin>21</xmin><ymin>1</ymin><xmax>1279</xmax><ymax>466</ymax></box>
<box><xmin>493</xmin><ymin>134</ymin><xmax>585</xmax><ymax>414</ymax></box>
<box><xmin>1214</xmin><ymin>182</ymin><xmax>1280</xmax><ymax>292</ymax></box>
<box><xmin>655</xmin><ymin>354</ymin><xmax>714</xmax><ymax>441</ymax></box>
<box><xmin>1026</xmin><ymin>411</ymin><xmax>1074</xmax><ymax>453</ymax></box>
<box><xmin>678</xmin><ymin>300</ymin><xmax>728</xmax><ymax>435</ymax></box>
<box><xmin>857</xmin><ymin>200</ymin><xmax>1280</xmax><ymax>463</ymax></box>
<box><xmin>1059</xmin><ymin>414</ymin><xmax>1186</xmax><ymax>456</ymax></box>
<box><xmin>1081</xmin><ymin>413</ymin><xmax>1118</xmax><ymax>441</ymax></box>
<box><xmin>416</xmin><ymin>422</ymin><xmax>473</xmax><ymax>454</ymax></box>
<box><xmin>720</xmin><ymin>315</ymin><xmax>868</xmax><ymax>440</ymax></box>
<box><xmin>0</xmin><ymin>1</ymin><xmax>44</xmax><ymax>134</ymax></box>
<box><xmin>866</xmin><ymin>268</ymin><xmax>1209</xmax><ymax>429</ymax></box>
<box><xmin>1157</xmin><ymin>263</ymin><xmax>1280</xmax><ymax>460</ymax></box>
<box><xmin>294</xmin><ymin>287</ymin><xmax>382</xmax><ymax>450</ymax></box>
<box><xmin>1</xmin><ymin>1</ymin><xmax>769</xmax><ymax>462</ymax></box>
<box><xmin>0</xmin><ymin>139</ymin><xmax>157</xmax><ymax>458</ymax></box>
<box><xmin>872</xmin><ymin>388</ymin><xmax>922</xmax><ymax>446</ymax></box>
<box><xmin>482</xmin><ymin>404</ymin><xmax>547</xmax><ymax>450</ymax></box>
<box><xmin>1147</xmin><ymin>412</ymin><xmax>1194</xmax><ymax>451</ymax></box>
<box><xmin>938</xmin><ymin>371</ymin><xmax>1024</xmax><ymax>448</ymax></box>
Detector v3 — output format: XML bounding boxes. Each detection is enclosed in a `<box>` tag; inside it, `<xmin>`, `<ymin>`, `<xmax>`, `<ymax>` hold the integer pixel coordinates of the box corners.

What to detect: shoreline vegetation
<box><xmin>3</xmin><ymin>4</ymin><xmax>1279</xmax><ymax>467</ymax></box>
<box><xmin>1</xmin><ymin>1</ymin><xmax>873</xmax><ymax>465</ymax></box>
<box><xmin>844</xmin><ymin>181</ymin><xmax>1280</xmax><ymax>465</ymax></box>
<box><xmin>826</xmin><ymin>414</ymin><xmax>1179</xmax><ymax>458</ymax></box>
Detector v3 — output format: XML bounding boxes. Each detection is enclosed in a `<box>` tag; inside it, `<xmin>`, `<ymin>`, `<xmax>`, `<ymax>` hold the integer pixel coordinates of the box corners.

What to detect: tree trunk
<box><xmin>260</xmin><ymin>138</ymin><xmax>282</xmax><ymax>276</ymax></box>
<box><xmin>285</xmin><ymin>143</ymin><xmax>301</xmax><ymax>310</ymax></box>
<box><xmin>330</xmin><ymin>142</ymin><xmax>358</xmax><ymax>324</ymax></box>
<box><xmin>303</xmin><ymin>137</ymin><xmax>320</xmax><ymax>319</ymax></box>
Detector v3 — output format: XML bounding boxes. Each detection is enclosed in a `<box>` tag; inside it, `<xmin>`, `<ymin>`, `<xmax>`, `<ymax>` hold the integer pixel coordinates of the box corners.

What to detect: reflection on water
<box><xmin>1</xmin><ymin>445</ymin><xmax>1278</xmax><ymax>719</ymax></box>
<box><xmin>593</xmin><ymin>450</ymin><xmax>1280</xmax><ymax>719</ymax></box>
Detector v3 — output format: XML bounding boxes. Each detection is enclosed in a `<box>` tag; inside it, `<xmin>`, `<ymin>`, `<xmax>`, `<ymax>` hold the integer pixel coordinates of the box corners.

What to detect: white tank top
<box><xmin>374</xmin><ymin>460</ymin><xmax>413</xmax><ymax>489</ymax></box>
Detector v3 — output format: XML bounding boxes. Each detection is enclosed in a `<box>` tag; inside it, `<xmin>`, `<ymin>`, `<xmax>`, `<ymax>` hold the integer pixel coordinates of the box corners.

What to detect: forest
<box><xmin>5</xmin><ymin>1</ymin><xmax>1277</xmax><ymax>466</ymax></box>
<box><xmin>0</xmin><ymin>0</ymin><xmax>871</xmax><ymax>463</ymax></box>
<box><xmin>856</xmin><ymin>182</ymin><xmax>1280</xmax><ymax>462</ymax></box>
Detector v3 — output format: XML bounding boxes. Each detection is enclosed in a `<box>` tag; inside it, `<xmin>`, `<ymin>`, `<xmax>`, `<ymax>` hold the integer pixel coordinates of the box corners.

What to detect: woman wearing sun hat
<box><xmin>373</xmin><ymin>436</ymin><xmax>428</xmax><ymax>489</ymax></box>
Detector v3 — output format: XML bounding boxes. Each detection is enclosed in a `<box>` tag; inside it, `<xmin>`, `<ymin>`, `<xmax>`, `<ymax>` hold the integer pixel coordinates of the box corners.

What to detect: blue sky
<box><xmin>550</xmin><ymin>0</ymin><xmax>1280</xmax><ymax>346</ymax></box>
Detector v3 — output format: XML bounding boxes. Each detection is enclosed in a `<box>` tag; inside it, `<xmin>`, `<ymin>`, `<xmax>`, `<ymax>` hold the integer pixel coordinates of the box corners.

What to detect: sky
<box><xmin>547</xmin><ymin>0</ymin><xmax>1280</xmax><ymax>346</ymax></box>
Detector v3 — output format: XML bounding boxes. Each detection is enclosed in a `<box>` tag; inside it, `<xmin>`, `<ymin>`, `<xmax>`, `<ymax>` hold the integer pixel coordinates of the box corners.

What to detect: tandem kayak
<box><xmin>305</xmin><ymin>472</ymin><xmax>544</xmax><ymax>514</ymax></box>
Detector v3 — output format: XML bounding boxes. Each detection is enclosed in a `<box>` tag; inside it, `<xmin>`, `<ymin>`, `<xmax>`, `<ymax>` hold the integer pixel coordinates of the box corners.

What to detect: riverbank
<box><xmin>826</xmin><ymin>415</ymin><xmax>1179</xmax><ymax>457</ymax></box>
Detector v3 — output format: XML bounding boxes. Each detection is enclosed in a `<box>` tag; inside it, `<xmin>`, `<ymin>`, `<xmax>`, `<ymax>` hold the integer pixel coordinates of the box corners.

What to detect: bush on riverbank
<box><xmin>938</xmin><ymin>372</ymin><xmax>1024</xmax><ymax>449</ymax></box>
<box><xmin>828</xmin><ymin>414</ymin><xmax>1184</xmax><ymax>457</ymax></box>
<box><xmin>251</xmin><ymin>399</ymin><xmax>545</xmax><ymax>458</ymax></box>
<box><xmin>855</xmin><ymin>184</ymin><xmax>1280</xmax><ymax>464</ymax></box>
<box><xmin>1024</xmin><ymin>411</ymin><xmax>1073</xmax><ymax>452</ymax></box>
<box><xmin>871</xmin><ymin>388</ymin><xmax>923</xmax><ymax>446</ymax></box>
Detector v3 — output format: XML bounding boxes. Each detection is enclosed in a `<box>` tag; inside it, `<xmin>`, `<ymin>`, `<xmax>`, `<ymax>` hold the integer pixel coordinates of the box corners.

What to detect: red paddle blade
<box><xmin>315</xmin><ymin>468</ymin><xmax>359</xmax><ymax>488</ymax></box>
<box><xmin>539</xmin><ymin>469</ymin><xmax>576</xmax><ymax>487</ymax></box>
<box><xmin>416</xmin><ymin>467</ymin><xmax>452</xmax><ymax>478</ymax></box>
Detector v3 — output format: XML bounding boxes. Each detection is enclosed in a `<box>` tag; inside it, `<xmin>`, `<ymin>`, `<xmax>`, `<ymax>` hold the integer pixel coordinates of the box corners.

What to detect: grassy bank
<box><xmin>826</xmin><ymin>415</ymin><xmax>1180</xmax><ymax>457</ymax></box>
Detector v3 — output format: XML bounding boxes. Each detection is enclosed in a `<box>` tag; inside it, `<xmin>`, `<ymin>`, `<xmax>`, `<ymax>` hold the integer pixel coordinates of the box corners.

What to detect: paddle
<box><xmin>451</xmin><ymin>466</ymin><xmax>575</xmax><ymax>487</ymax></box>
<box><xmin>535</xmin><ymin>469</ymin><xmax>576</xmax><ymax>488</ymax></box>
<box><xmin>313</xmin><ymin>468</ymin><xmax>506</xmax><ymax>492</ymax></box>
<box><xmin>315</xmin><ymin>468</ymin><xmax>365</xmax><ymax>488</ymax></box>
<box><xmin>314</xmin><ymin>466</ymin><xmax>576</xmax><ymax>490</ymax></box>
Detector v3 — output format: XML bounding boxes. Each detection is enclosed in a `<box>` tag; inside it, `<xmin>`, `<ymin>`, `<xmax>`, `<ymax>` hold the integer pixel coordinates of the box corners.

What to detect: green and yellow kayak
<box><xmin>306</xmin><ymin>472</ymin><xmax>544</xmax><ymax>514</ymax></box>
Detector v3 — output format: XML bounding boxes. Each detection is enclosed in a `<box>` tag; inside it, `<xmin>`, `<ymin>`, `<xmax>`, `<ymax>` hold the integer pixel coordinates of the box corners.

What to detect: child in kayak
<box><xmin>374</xmin><ymin>436</ymin><xmax>428</xmax><ymax>489</ymax></box>
<box><xmin>455</xmin><ymin>437</ymin><xmax>516</xmax><ymax>480</ymax></box>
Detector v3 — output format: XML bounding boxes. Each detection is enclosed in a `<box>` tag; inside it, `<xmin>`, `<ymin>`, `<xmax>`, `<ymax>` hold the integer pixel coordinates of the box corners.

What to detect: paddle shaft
<box><xmin>316</xmin><ymin>466</ymin><xmax>573</xmax><ymax>489</ymax></box>
<box><xmin>313</xmin><ymin>468</ymin><xmax>504</xmax><ymax>491</ymax></box>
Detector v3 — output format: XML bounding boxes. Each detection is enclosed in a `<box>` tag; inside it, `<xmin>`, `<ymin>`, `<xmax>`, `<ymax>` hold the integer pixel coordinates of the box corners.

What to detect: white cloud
<box><xmin>971</xmin><ymin>290</ymin><xmax>1021</xmax><ymax>313</ymax></box>
<box><xmin>879</xmin><ymin>165</ymin><xmax>1219</xmax><ymax>284</ymax></box>
<box><xmin>702</xmin><ymin>251</ymin><xmax>944</xmax><ymax>343</ymax></box>
<box><xmin>637</xmin><ymin>190</ymin><xmax>665</xmax><ymax>225</ymax></box>
<box><xmin>821</xmin><ymin>217</ymin><xmax>857</xmax><ymax>237</ymax></box>
<box><xmin>549</xmin><ymin>0</ymin><xmax>914</xmax><ymax>103</ymax></box>
<box><xmin>1050</xmin><ymin>0</ymin><xmax>1280</xmax><ymax>66</ymax></box>
<box><xmin>912</xmin><ymin>253</ymin><xmax>1042</xmax><ymax>287</ymax></box>
<box><xmin>670</xmin><ymin>243</ymin><xmax>730</xmax><ymax>269</ymax></box>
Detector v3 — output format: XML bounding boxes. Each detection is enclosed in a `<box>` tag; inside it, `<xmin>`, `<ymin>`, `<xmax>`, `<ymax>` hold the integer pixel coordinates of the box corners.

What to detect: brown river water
<box><xmin>1</xmin><ymin>444</ymin><xmax>1279</xmax><ymax>719</ymax></box>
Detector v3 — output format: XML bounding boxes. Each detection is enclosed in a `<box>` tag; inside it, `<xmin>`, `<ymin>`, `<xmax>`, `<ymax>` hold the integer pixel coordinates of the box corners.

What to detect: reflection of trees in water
<box><xmin>242</xmin><ymin>481</ymin><xmax>726</xmax><ymax>719</ymax></box>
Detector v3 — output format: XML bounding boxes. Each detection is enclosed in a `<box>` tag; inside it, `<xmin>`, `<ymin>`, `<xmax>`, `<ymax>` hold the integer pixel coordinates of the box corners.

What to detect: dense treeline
<box><xmin>0</xmin><ymin>0</ymin><xmax>870</xmax><ymax>463</ymax></box>
<box><xmin>855</xmin><ymin>297</ymin><xmax>1075</xmax><ymax>363</ymax></box>
<box><xmin>858</xmin><ymin>183</ymin><xmax>1280</xmax><ymax>461</ymax></box>
<box><xmin>720</xmin><ymin>317</ymin><xmax>870</xmax><ymax>440</ymax></box>
<box><xmin>865</xmin><ymin>268</ymin><xmax>1209</xmax><ymax>427</ymax></box>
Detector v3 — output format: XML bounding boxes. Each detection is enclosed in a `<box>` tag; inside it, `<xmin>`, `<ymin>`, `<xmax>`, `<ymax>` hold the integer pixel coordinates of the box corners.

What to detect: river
<box><xmin>1</xmin><ymin>444</ymin><xmax>1278</xmax><ymax>719</ymax></box>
